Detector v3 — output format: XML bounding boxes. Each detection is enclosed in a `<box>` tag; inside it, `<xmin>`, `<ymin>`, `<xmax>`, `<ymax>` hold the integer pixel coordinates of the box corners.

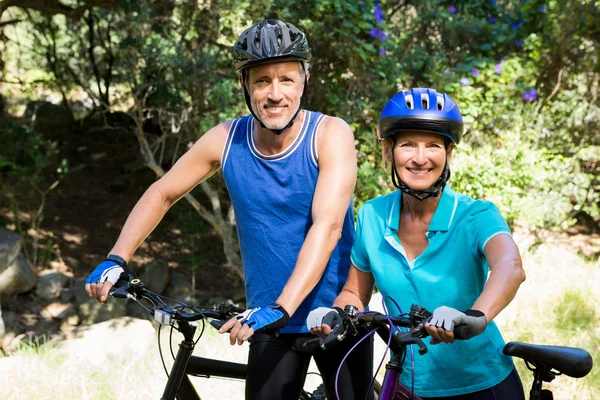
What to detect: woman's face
<box><xmin>390</xmin><ymin>131</ymin><xmax>452</xmax><ymax>191</ymax></box>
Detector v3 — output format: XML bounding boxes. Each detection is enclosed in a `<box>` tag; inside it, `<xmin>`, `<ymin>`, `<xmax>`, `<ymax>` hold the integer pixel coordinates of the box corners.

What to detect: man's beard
<box><xmin>251</xmin><ymin>101</ymin><xmax>301</xmax><ymax>131</ymax></box>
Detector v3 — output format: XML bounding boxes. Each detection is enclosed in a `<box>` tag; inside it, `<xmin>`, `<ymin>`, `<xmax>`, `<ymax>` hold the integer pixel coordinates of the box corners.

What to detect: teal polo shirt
<box><xmin>352</xmin><ymin>185</ymin><xmax>515</xmax><ymax>397</ymax></box>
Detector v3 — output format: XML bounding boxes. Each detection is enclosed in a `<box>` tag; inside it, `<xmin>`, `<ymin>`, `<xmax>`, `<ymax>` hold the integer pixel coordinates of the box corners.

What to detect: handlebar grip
<box><xmin>210</xmin><ymin>320</ymin><xmax>226</xmax><ymax>330</ymax></box>
<box><xmin>453</xmin><ymin>324</ymin><xmax>472</xmax><ymax>340</ymax></box>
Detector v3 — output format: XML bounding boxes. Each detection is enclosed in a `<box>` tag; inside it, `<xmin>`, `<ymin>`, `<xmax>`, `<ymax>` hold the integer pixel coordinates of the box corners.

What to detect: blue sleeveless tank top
<box><xmin>221</xmin><ymin>111</ymin><xmax>354</xmax><ymax>333</ymax></box>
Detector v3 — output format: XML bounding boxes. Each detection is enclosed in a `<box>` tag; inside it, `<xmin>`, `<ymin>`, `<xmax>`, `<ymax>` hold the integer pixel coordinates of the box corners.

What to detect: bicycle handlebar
<box><xmin>304</xmin><ymin>304</ymin><xmax>434</xmax><ymax>353</ymax></box>
<box><xmin>109</xmin><ymin>278</ymin><xmax>244</xmax><ymax>327</ymax></box>
<box><xmin>306</xmin><ymin>304</ymin><xmax>477</xmax><ymax>355</ymax></box>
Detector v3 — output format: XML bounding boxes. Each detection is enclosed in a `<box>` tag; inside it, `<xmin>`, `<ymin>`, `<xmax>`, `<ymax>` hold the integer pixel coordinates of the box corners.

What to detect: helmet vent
<box><xmin>421</xmin><ymin>93</ymin><xmax>429</xmax><ymax>109</ymax></box>
<box><xmin>405</xmin><ymin>94</ymin><xmax>414</xmax><ymax>109</ymax></box>
<box><xmin>436</xmin><ymin>95</ymin><xmax>445</xmax><ymax>110</ymax></box>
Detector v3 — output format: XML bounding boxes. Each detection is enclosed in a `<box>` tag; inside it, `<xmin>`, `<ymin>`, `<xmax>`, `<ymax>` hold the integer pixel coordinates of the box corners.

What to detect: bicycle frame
<box><xmin>372</xmin><ymin>325</ymin><xmax>424</xmax><ymax>400</ymax></box>
<box><xmin>163</xmin><ymin>319</ymin><xmax>247</xmax><ymax>400</ymax></box>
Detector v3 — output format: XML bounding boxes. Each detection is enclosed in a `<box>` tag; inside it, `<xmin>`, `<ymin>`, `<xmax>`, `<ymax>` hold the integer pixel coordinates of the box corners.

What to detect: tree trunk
<box><xmin>131</xmin><ymin>106</ymin><xmax>244</xmax><ymax>281</ymax></box>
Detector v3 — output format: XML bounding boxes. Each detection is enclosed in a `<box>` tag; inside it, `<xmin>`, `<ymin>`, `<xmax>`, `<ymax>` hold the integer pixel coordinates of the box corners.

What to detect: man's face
<box><xmin>244</xmin><ymin>61</ymin><xmax>305</xmax><ymax>131</ymax></box>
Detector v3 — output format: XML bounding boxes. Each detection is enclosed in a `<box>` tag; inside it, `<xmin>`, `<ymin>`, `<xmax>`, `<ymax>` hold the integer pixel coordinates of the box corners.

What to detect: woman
<box><xmin>307</xmin><ymin>88</ymin><xmax>526</xmax><ymax>399</ymax></box>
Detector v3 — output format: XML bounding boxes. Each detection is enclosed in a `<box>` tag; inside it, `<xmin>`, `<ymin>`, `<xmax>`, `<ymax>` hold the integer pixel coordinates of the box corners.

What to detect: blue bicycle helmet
<box><xmin>378</xmin><ymin>88</ymin><xmax>464</xmax><ymax>200</ymax></box>
<box><xmin>378</xmin><ymin>88</ymin><xmax>463</xmax><ymax>144</ymax></box>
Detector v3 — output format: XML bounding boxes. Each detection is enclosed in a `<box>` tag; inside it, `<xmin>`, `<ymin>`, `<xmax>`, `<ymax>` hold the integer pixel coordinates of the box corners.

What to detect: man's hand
<box><xmin>219</xmin><ymin>303</ymin><xmax>290</xmax><ymax>345</ymax></box>
<box><xmin>426</xmin><ymin>306</ymin><xmax>487</xmax><ymax>344</ymax></box>
<box><xmin>84</xmin><ymin>254</ymin><xmax>133</xmax><ymax>304</ymax></box>
<box><xmin>306</xmin><ymin>307</ymin><xmax>343</xmax><ymax>339</ymax></box>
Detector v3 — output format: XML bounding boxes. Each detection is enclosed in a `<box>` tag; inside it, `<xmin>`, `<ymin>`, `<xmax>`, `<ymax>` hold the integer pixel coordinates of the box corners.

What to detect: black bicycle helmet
<box><xmin>378</xmin><ymin>88</ymin><xmax>464</xmax><ymax>200</ymax></box>
<box><xmin>233</xmin><ymin>19</ymin><xmax>311</xmax><ymax>72</ymax></box>
<box><xmin>233</xmin><ymin>19</ymin><xmax>312</xmax><ymax>135</ymax></box>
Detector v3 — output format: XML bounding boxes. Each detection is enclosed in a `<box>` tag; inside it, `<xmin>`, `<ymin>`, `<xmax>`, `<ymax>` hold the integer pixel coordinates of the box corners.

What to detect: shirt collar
<box><xmin>385</xmin><ymin>185</ymin><xmax>458</xmax><ymax>235</ymax></box>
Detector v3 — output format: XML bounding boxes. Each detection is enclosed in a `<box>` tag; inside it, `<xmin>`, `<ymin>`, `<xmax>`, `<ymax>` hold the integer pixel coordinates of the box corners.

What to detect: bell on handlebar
<box><xmin>129</xmin><ymin>278</ymin><xmax>145</xmax><ymax>296</ymax></box>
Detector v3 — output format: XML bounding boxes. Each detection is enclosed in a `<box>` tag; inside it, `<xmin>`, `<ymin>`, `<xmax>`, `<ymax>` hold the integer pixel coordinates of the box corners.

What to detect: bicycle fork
<box><xmin>162</xmin><ymin>321</ymin><xmax>200</xmax><ymax>400</ymax></box>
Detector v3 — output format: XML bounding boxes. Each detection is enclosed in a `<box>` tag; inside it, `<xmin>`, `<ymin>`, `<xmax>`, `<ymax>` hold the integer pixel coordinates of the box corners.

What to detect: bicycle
<box><xmin>109</xmin><ymin>278</ymin><xmax>327</xmax><ymax>400</ymax></box>
<box><xmin>308</xmin><ymin>304</ymin><xmax>594</xmax><ymax>400</ymax></box>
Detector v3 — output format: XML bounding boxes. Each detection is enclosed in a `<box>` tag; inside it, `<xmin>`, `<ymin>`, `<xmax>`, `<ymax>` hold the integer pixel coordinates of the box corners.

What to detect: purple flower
<box><xmin>370</xmin><ymin>28</ymin><xmax>389</xmax><ymax>41</ymax></box>
<box><xmin>374</xmin><ymin>2</ymin><xmax>384</xmax><ymax>24</ymax></box>
<box><xmin>494</xmin><ymin>63</ymin><xmax>502</xmax><ymax>74</ymax></box>
<box><xmin>379</xmin><ymin>48</ymin><xmax>388</xmax><ymax>56</ymax></box>
<box><xmin>539</xmin><ymin>5</ymin><xmax>547</xmax><ymax>12</ymax></box>
<box><xmin>515</xmin><ymin>40</ymin><xmax>522</xmax><ymax>47</ymax></box>
<box><xmin>460</xmin><ymin>77</ymin><xmax>470</xmax><ymax>86</ymax></box>
<box><xmin>449</xmin><ymin>5</ymin><xmax>457</xmax><ymax>14</ymax></box>
<box><xmin>489</xmin><ymin>16</ymin><xmax>496</xmax><ymax>24</ymax></box>
<box><xmin>443</xmin><ymin>69</ymin><xmax>451</xmax><ymax>75</ymax></box>
<box><xmin>511</xmin><ymin>19</ymin><xmax>523</xmax><ymax>30</ymax></box>
<box><xmin>523</xmin><ymin>88</ymin><xmax>538</xmax><ymax>101</ymax></box>
<box><xmin>370</xmin><ymin>28</ymin><xmax>382</xmax><ymax>38</ymax></box>
<box><xmin>490</xmin><ymin>0</ymin><xmax>496</xmax><ymax>6</ymax></box>
<box><xmin>472</xmin><ymin>68</ymin><xmax>480</xmax><ymax>76</ymax></box>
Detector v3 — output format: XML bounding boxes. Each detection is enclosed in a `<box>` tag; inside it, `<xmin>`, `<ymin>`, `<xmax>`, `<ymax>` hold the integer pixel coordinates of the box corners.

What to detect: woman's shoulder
<box><xmin>450</xmin><ymin>188</ymin><xmax>501</xmax><ymax>214</ymax></box>
<box><xmin>360</xmin><ymin>191</ymin><xmax>397</xmax><ymax>212</ymax></box>
<box><xmin>357</xmin><ymin>191</ymin><xmax>398</xmax><ymax>224</ymax></box>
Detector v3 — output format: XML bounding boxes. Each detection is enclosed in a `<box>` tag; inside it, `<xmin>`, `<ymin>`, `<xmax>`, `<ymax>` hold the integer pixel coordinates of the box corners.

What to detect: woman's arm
<box><xmin>472</xmin><ymin>233</ymin><xmax>526</xmax><ymax>322</ymax></box>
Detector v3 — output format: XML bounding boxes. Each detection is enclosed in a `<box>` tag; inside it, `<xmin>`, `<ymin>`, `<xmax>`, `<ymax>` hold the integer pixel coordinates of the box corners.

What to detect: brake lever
<box><xmin>110</xmin><ymin>286</ymin><xmax>132</xmax><ymax>299</ymax></box>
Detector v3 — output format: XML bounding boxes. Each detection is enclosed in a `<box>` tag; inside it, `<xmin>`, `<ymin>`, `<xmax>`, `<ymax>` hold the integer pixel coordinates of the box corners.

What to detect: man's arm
<box><xmin>276</xmin><ymin>116</ymin><xmax>357</xmax><ymax>315</ymax></box>
<box><xmin>426</xmin><ymin>233</ymin><xmax>526</xmax><ymax>344</ymax></box>
<box><xmin>86</xmin><ymin>121</ymin><xmax>231</xmax><ymax>303</ymax></box>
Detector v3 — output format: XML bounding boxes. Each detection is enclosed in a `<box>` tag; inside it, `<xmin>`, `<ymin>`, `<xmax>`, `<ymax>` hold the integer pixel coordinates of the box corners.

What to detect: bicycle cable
<box><xmin>382</xmin><ymin>295</ymin><xmax>418</xmax><ymax>400</ymax></box>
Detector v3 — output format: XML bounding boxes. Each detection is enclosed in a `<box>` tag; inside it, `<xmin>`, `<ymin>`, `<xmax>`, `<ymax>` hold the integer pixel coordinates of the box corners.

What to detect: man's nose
<box><xmin>267</xmin><ymin>80</ymin><xmax>283</xmax><ymax>102</ymax></box>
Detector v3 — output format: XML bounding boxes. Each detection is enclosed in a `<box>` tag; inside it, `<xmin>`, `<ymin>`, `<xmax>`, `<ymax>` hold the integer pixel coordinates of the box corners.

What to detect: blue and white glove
<box><xmin>306</xmin><ymin>307</ymin><xmax>343</xmax><ymax>331</ymax></box>
<box><xmin>235</xmin><ymin>303</ymin><xmax>290</xmax><ymax>333</ymax></box>
<box><xmin>85</xmin><ymin>254</ymin><xmax>134</xmax><ymax>286</ymax></box>
<box><xmin>429</xmin><ymin>306</ymin><xmax>487</xmax><ymax>339</ymax></box>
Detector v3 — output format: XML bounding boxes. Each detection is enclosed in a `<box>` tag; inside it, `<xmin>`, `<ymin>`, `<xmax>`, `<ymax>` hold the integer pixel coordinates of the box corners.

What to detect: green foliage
<box><xmin>1</xmin><ymin>0</ymin><xmax>598</xmax><ymax>234</ymax></box>
<box><xmin>0</xmin><ymin>117</ymin><xmax>59</xmax><ymax>183</ymax></box>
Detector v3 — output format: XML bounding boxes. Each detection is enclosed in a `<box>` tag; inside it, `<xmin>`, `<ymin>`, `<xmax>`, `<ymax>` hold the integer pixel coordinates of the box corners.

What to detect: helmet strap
<box><xmin>391</xmin><ymin>152</ymin><xmax>451</xmax><ymax>201</ymax></box>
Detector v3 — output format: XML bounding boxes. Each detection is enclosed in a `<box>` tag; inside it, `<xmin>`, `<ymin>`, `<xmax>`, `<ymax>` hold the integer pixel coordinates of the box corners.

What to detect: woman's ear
<box><xmin>446</xmin><ymin>143</ymin><xmax>455</xmax><ymax>162</ymax></box>
<box><xmin>384</xmin><ymin>144</ymin><xmax>393</xmax><ymax>162</ymax></box>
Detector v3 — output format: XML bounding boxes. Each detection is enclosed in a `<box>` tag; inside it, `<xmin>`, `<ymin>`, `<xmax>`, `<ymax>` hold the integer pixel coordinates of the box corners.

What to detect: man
<box><xmin>85</xmin><ymin>19</ymin><xmax>372</xmax><ymax>399</ymax></box>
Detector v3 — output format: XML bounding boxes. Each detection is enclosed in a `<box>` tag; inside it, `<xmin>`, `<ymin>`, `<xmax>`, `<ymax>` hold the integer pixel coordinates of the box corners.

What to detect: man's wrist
<box><xmin>106</xmin><ymin>254</ymin><xmax>128</xmax><ymax>266</ymax></box>
<box><xmin>271</xmin><ymin>302</ymin><xmax>291</xmax><ymax>322</ymax></box>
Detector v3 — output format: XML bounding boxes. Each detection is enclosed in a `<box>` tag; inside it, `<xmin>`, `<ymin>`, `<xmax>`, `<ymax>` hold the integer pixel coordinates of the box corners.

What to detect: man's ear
<box><xmin>239</xmin><ymin>74</ymin><xmax>245</xmax><ymax>89</ymax></box>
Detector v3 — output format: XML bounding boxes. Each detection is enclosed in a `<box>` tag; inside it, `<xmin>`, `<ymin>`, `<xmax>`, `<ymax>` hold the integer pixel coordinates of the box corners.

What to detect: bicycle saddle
<box><xmin>503</xmin><ymin>341</ymin><xmax>593</xmax><ymax>378</ymax></box>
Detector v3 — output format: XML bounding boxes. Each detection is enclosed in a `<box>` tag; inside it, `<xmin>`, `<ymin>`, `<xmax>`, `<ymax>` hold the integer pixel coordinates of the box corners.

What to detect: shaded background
<box><xmin>0</xmin><ymin>0</ymin><xmax>598</xmax><ymax>398</ymax></box>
